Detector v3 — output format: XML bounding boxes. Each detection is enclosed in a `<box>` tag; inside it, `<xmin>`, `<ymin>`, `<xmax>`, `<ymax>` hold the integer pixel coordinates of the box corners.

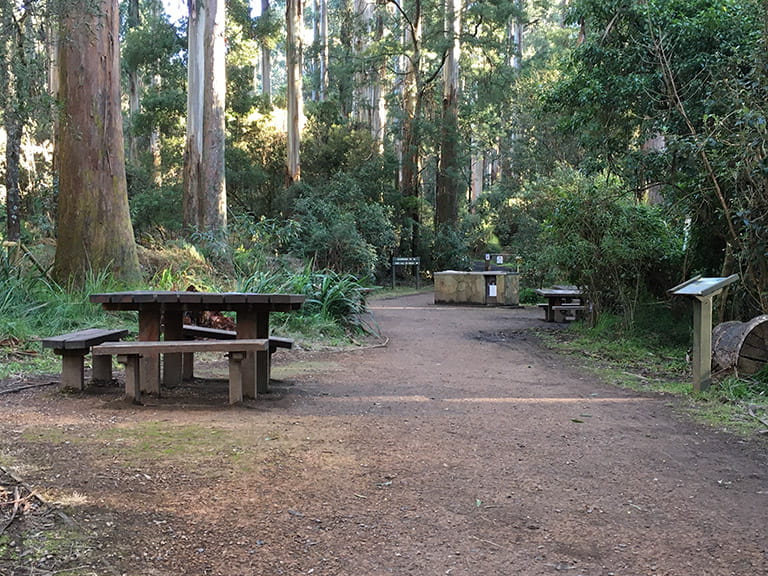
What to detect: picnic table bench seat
<box><xmin>181</xmin><ymin>325</ymin><xmax>294</xmax><ymax>386</ymax></box>
<box><xmin>181</xmin><ymin>325</ymin><xmax>294</xmax><ymax>353</ymax></box>
<box><xmin>551</xmin><ymin>304</ymin><xmax>587</xmax><ymax>322</ymax></box>
<box><xmin>92</xmin><ymin>339</ymin><xmax>269</xmax><ymax>404</ymax></box>
<box><xmin>41</xmin><ymin>328</ymin><xmax>129</xmax><ymax>390</ymax></box>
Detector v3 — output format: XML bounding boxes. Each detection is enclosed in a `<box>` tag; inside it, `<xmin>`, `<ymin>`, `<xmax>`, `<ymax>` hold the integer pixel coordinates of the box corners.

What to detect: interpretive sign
<box><xmin>392</xmin><ymin>257</ymin><xmax>421</xmax><ymax>289</ymax></box>
<box><xmin>669</xmin><ymin>274</ymin><xmax>739</xmax><ymax>392</ymax></box>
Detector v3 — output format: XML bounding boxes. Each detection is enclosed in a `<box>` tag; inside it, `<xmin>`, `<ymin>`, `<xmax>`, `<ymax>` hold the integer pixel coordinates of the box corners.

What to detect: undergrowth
<box><xmin>0</xmin><ymin>245</ymin><xmax>377</xmax><ymax>379</ymax></box>
<box><xmin>543</xmin><ymin>309</ymin><xmax>768</xmax><ymax>438</ymax></box>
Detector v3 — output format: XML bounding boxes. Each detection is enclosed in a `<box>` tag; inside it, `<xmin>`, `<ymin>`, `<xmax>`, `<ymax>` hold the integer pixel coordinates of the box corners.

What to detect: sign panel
<box><xmin>393</xmin><ymin>257</ymin><xmax>420</xmax><ymax>265</ymax></box>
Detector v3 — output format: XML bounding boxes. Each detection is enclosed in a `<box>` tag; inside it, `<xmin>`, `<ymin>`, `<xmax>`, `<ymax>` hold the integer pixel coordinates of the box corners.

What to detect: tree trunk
<box><xmin>352</xmin><ymin>0</ymin><xmax>372</xmax><ymax>125</ymax></box>
<box><xmin>470</xmin><ymin>146</ymin><xmax>484</xmax><ymax>203</ymax></box>
<box><xmin>184</xmin><ymin>0</ymin><xmax>227</xmax><ymax>235</ymax></box>
<box><xmin>338</xmin><ymin>0</ymin><xmax>354</xmax><ymax>118</ymax></box>
<box><xmin>508</xmin><ymin>11</ymin><xmax>523</xmax><ymax>69</ymax></box>
<box><xmin>150</xmin><ymin>73</ymin><xmax>163</xmax><ymax>186</ymax></box>
<box><xmin>1</xmin><ymin>4</ymin><xmax>21</xmax><ymax>243</ymax></box>
<box><xmin>260</xmin><ymin>0</ymin><xmax>272</xmax><ymax>103</ymax></box>
<box><xmin>5</xmin><ymin>112</ymin><xmax>22</xmax><ymax>242</ymax></box>
<box><xmin>184</xmin><ymin>0</ymin><xmax>205</xmax><ymax>231</ymax></box>
<box><xmin>54</xmin><ymin>0</ymin><xmax>141</xmax><ymax>285</ymax></box>
<box><xmin>149</xmin><ymin>1</ymin><xmax>162</xmax><ymax>186</ymax></box>
<box><xmin>712</xmin><ymin>316</ymin><xmax>768</xmax><ymax>375</ymax></box>
<box><xmin>352</xmin><ymin>0</ymin><xmax>386</xmax><ymax>147</ymax></box>
<box><xmin>286</xmin><ymin>0</ymin><xmax>304</xmax><ymax>184</ymax></box>
<box><xmin>435</xmin><ymin>0</ymin><xmax>461</xmax><ymax>228</ymax></box>
<box><xmin>202</xmin><ymin>0</ymin><xmax>227</xmax><ymax>232</ymax></box>
<box><xmin>319</xmin><ymin>0</ymin><xmax>329</xmax><ymax>100</ymax></box>
<box><xmin>126</xmin><ymin>0</ymin><xmax>141</xmax><ymax>165</ymax></box>
<box><xmin>371</xmin><ymin>6</ymin><xmax>388</xmax><ymax>149</ymax></box>
<box><xmin>400</xmin><ymin>0</ymin><xmax>422</xmax><ymax>256</ymax></box>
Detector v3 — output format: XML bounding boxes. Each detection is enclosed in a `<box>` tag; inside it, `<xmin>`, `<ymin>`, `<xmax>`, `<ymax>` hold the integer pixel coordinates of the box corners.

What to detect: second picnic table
<box><xmin>535</xmin><ymin>286</ymin><xmax>585</xmax><ymax>322</ymax></box>
<box><xmin>89</xmin><ymin>290</ymin><xmax>305</xmax><ymax>397</ymax></box>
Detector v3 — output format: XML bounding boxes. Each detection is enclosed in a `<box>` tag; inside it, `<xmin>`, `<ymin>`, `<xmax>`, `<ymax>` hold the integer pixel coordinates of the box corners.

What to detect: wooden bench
<box><xmin>92</xmin><ymin>339</ymin><xmax>269</xmax><ymax>404</ymax></box>
<box><xmin>552</xmin><ymin>304</ymin><xmax>587</xmax><ymax>322</ymax></box>
<box><xmin>41</xmin><ymin>328</ymin><xmax>129</xmax><ymax>389</ymax></box>
<box><xmin>181</xmin><ymin>325</ymin><xmax>294</xmax><ymax>385</ymax></box>
<box><xmin>181</xmin><ymin>325</ymin><xmax>294</xmax><ymax>352</ymax></box>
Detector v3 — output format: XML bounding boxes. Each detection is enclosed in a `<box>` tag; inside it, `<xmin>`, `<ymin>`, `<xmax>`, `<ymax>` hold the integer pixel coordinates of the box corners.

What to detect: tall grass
<box><xmin>238</xmin><ymin>264</ymin><xmax>371</xmax><ymax>333</ymax></box>
<box><xmin>0</xmin><ymin>269</ymin><xmax>136</xmax><ymax>343</ymax></box>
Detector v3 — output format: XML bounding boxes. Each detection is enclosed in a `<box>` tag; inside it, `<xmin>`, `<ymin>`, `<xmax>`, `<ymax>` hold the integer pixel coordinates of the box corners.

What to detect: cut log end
<box><xmin>712</xmin><ymin>315</ymin><xmax>768</xmax><ymax>375</ymax></box>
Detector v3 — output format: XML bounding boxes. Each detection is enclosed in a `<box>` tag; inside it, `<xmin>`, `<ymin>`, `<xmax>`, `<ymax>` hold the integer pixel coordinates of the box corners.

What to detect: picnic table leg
<box><xmin>57</xmin><ymin>350</ymin><xmax>86</xmax><ymax>390</ymax></box>
<box><xmin>182</xmin><ymin>352</ymin><xmax>194</xmax><ymax>381</ymax></box>
<box><xmin>163</xmin><ymin>310</ymin><xmax>184</xmax><ymax>387</ymax></box>
<box><xmin>118</xmin><ymin>354</ymin><xmax>141</xmax><ymax>404</ymax></box>
<box><xmin>91</xmin><ymin>354</ymin><xmax>113</xmax><ymax>382</ymax></box>
<box><xmin>138</xmin><ymin>308</ymin><xmax>161</xmax><ymax>396</ymax></box>
<box><xmin>236</xmin><ymin>310</ymin><xmax>271</xmax><ymax>397</ymax></box>
<box><xmin>228</xmin><ymin>352</ymin><xmax>245</xmax><ymax>404</ymax></box>
<box><xmin>255</xmin><ymin>311</ymin><xmax>270</xmax><ymax>395</ymax></box>
<box><xmin>237</xmin><ymin>311</ymin><xmax>257</xmax><ymax>398</ymax></box>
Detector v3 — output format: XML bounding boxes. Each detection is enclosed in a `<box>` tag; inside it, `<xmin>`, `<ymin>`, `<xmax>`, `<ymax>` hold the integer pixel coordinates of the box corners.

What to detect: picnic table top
<box><xmin>535</xmin><ymin>287</ymin><xmax>583</xmax><ymax>298</ymax></box>
<box><xmin>89</xmin><ymin>291</ymin><xmax>305</xmax><ymax>313</ymax></box>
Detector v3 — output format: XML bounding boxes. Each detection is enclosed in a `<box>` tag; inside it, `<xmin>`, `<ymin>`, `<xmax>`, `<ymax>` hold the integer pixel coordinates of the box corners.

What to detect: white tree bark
<box><xmin>184</xmin><ymin>0</ymin><xmax>205</xmax><ymax>229</ymax></box>
<box><xmin>319</xmin><ymin>0</ymin><xmax>329</xmax><ymax>100</ymax></box>
<box><xmin>286</xmin><ymin>0</ymin><xmax>304</xmax><ymax>183</ymax></box>
<box><xmin>260</xmin><ymin>0</ymin><xmax>272</xmax><ymax>102</ymax></box>
<box><xmin>203</xmin><ymin>0</ymin><xmax>227</xmax><ymax>231</ymax></box>
<box><xmin>351</xmin><ymin>0</ymin><xmax>387</xmax><ymax>147</ymax></box>
<box><xmin>184</xmin><ymin>0</ymin><xmax>226</xmax><ymax>233</ymax></box>
<box><xmin>470</xmin><ymin>146</ymin><xmax>484</xmax><ymax>202</ymax></box>
<box><xmin>127</xmin><ymin>0</ymin><xmax>141</xmax><ymax>165</ymax></box>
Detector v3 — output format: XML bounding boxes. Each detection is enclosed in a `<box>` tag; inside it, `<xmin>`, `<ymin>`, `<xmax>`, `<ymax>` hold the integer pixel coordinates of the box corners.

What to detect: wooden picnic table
<box><xmin>535</xmin><ymin>287</ymin><xmax>585</xmax><ymax>322</ymax></box>
<box><xmin>89</xmin><ymin>291</ymin><xmax>304</xmax><ymax>397</ymax></box>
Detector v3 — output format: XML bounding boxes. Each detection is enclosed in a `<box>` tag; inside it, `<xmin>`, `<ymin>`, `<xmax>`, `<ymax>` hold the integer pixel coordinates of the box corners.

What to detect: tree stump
<box><xmin>712</xmin><ymin>315</ymin><xmax>768</xmax><ymax>375</ymax></box>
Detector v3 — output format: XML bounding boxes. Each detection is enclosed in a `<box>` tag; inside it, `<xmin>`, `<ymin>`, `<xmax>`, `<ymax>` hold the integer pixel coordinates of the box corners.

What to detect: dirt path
<box><xmin>1</xmin><ymin>292</ymin><xmax>767</xmax><ymax>575</ymax></box>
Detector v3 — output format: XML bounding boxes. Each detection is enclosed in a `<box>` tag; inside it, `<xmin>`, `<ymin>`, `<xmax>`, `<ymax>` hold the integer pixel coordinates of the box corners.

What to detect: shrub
<box><xmin>287</xmin><ymin>174</ymin><xmax>397</xmax><ymax>277</ymax></box>
<box><xmin>238</xmin><ymin>263</ymin><xmax>371</xmax><ymax>332</ymax></box>
<box><xmin>539</xmin><ymin>169</ymin><xmax>682</xmax><ymax>327</ymax></box>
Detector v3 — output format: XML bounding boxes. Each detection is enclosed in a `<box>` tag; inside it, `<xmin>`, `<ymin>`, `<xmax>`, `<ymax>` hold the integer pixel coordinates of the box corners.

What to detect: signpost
<box><xmin>392</xmin><ymin>257</ymin><xmax>421</xmax><ymax>289</ymax></box>
<box><xmin>669</xmin><ymin>274</ymin><xmax>739</xmax><ymax>392</ymax></box>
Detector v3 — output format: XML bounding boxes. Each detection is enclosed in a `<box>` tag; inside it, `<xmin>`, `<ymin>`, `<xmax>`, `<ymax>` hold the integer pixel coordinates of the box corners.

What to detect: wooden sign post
<box><xmin>669</xmin><ymin>274</ymin><xmax>739</xmax><ymax>393</ymax></box>
<box><xmin>392</xmin><ymin>257</ymin><xmax>421</xmax><ymax>289</ymax></box>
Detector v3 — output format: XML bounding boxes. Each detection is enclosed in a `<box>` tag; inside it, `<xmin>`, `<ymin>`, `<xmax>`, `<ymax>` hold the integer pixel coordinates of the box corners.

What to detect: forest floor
<box><xmin>0</xmin><ymin>291</ymin><xmax>766</xmax><ymax>576</ymax></box>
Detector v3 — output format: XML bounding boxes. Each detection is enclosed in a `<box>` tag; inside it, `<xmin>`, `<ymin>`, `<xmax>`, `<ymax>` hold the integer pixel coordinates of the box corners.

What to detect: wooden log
<box><xmin>711</xmin><ymin>315</ymin><xmax>768</xmax><ymax>375</ymax></box>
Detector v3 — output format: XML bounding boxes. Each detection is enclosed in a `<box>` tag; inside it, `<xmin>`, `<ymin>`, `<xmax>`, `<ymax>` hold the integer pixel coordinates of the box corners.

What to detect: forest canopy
<box><xmin>1</xmin><ymin>0</ymin><xmax>767</xmax><ymax>322</ymax></box>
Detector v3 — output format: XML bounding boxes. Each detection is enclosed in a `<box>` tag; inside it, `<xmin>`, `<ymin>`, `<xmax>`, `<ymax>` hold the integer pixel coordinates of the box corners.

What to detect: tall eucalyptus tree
<box><xmin>286</xmin><ymin>0</ymin><xmax>304</xmax><ymax>183</ymax></box>
<box><xmin>0</xmin><ymin>0</ymin><xmax>52</xmax><ymax>243</ymax></box>
<box><xmin>395</xmin><ymin>0</ymin><xmax>423</xmax><ymax>256</ymax></box>
<box><xmin>434</xmin><ymin>0</ymin><xmax>461</xmax><ymax>228</ymax></box>
<box><xmin>352</xmin><ymin>0</ymin><xmax>387</xmax><ymax>146</ymax></box>
<box><xmin>54</xmin><ymin>0</ymin><xmax>141</xmax><ymax>284</ymax></box>
<box><xmin>184</xmin><ymin>0</ymin><xmax>227</xmax><ymax>235</ymax></box>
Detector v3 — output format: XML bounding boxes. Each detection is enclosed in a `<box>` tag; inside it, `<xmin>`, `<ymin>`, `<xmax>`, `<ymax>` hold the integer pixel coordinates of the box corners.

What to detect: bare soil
<box><xmin>0</xmin><ymin>292</ymin><xmax>767</xmax><ymax>576</ymax></box>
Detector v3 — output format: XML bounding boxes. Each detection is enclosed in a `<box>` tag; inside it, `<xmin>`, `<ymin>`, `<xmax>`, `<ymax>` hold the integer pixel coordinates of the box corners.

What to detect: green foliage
<box><xmin>712</xmin><ymin>373</ymin><xmax>768</xmax><ymax>404</ymax></box>
<box><xmin>539</xmin><ymin>168</ymin><xmax>681</xmax><ymax>327</ymax></box>
<box><xmin>0</xmin><ymin>266</ymin><xmax>137</xmax><ymax>378</ymax></box>
<box><xmin>229</xmin><ymin>215</ymin><xmax>301</xmax><ymax>277</ymax></box>
<box><xmin>432</xmin><ymin>223</ymin><xmax>470</xmax><ymax>271</ymax></box>
<box><xmin>129</xmin><ymin>177</ymin><xmax>184</xmax><ymax>238</ymax></box>
<box><xmin>542</xmin><ymin>0</ymin><xmax>768</xmax><ymax>318</ymax></box>
<box><xmin>226</xmin><ymin>115</ymin><xmax>287</xmax><ymax>216</ymax></box>
<box><xmin>287</xmin><ymin>174</ymin><xmax>397</xmax><ymax>278</ymax></box>
<box><xmin>122</xmin><ymin>7</ymin><xmax>187</xmax><ymax>147</ymax></box>
<box><xmin>554</xmin><ymin>309</ymin><xmax>690</xmax><ymax>380</ymax></box>
<box><xmin>518</xmin><ymin>287</ymin><xmax>539</xmax><ymax>305</ymax></box>
<box><xmin>238</xmin><ymin>263</ymin><xmax>371</xmax><ymax>333</ymax></box>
